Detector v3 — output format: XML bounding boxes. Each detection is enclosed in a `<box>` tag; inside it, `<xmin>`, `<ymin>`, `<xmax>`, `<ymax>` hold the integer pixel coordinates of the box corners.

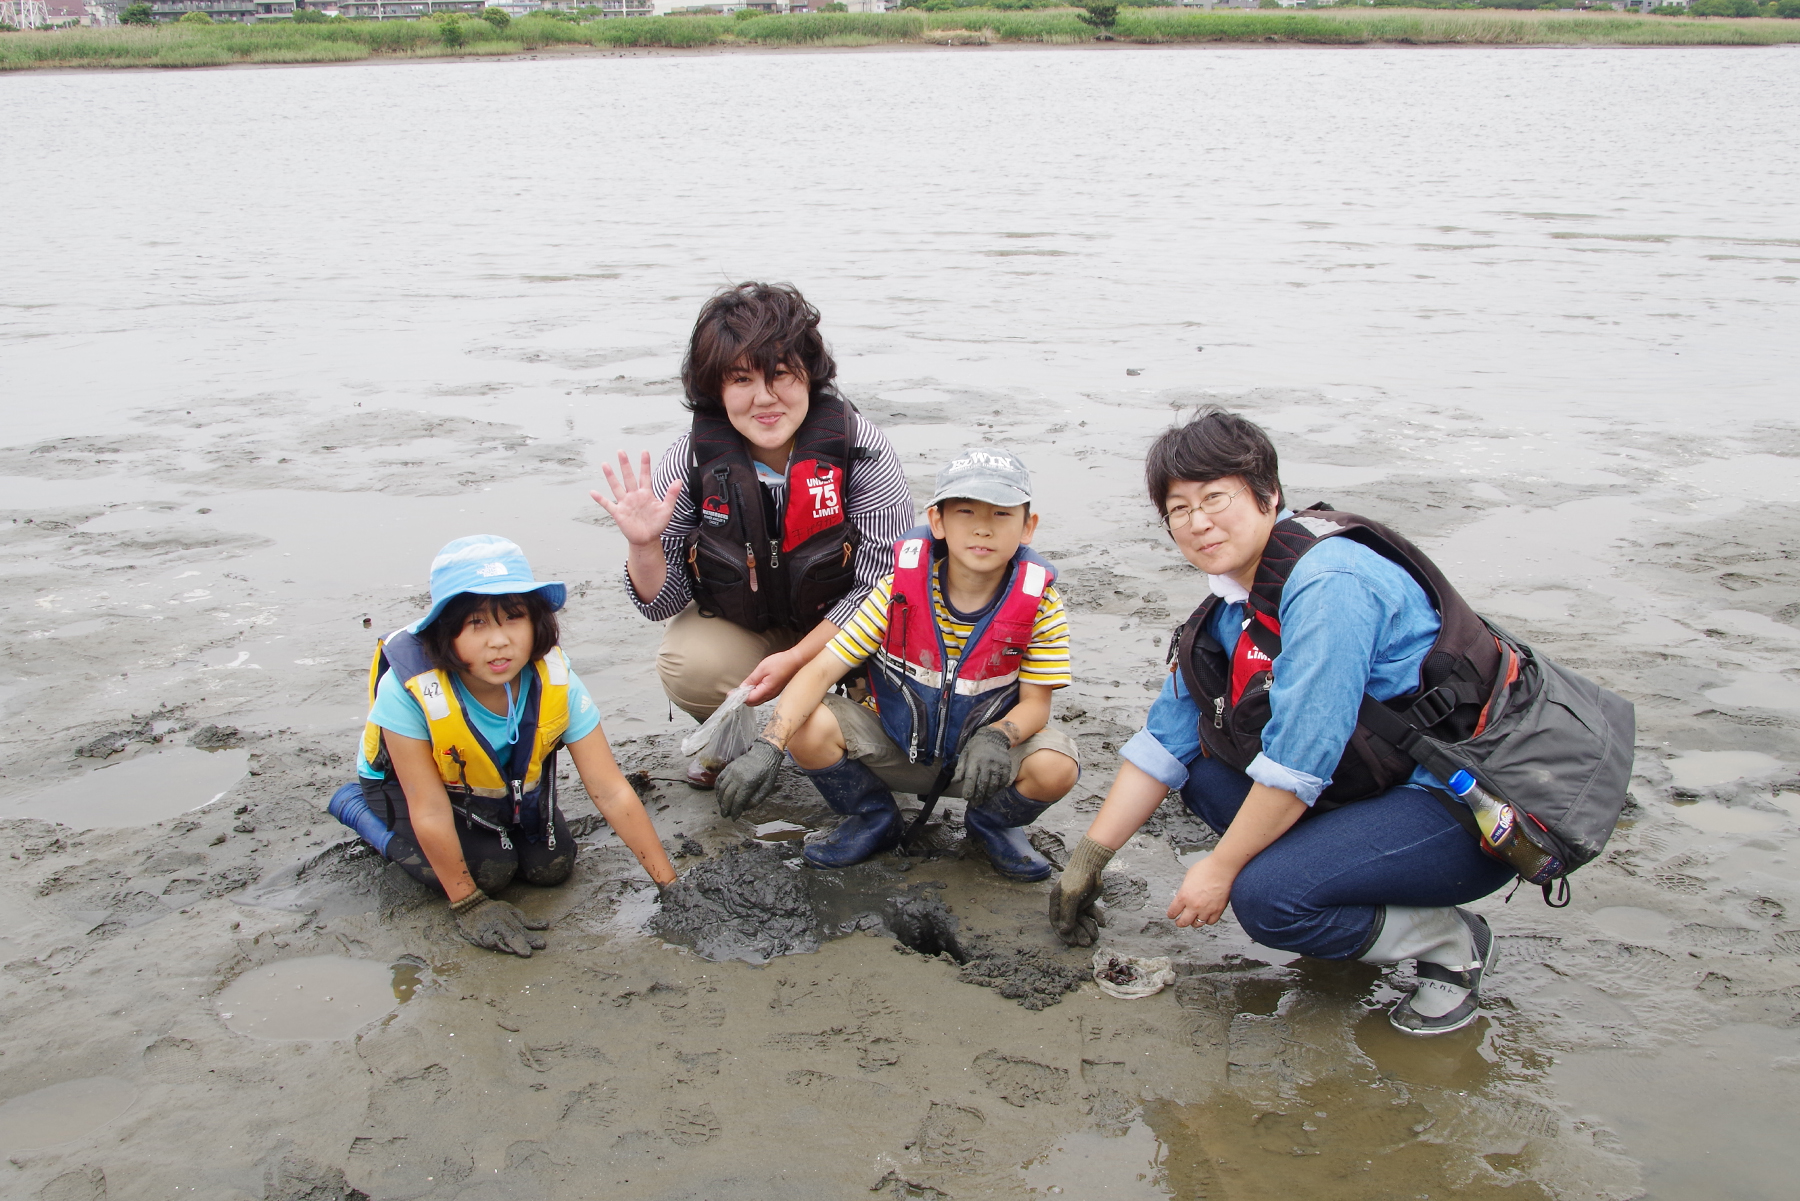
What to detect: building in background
<box><xmin>331</xmin><ymin>0</ymin><xmax>482</xmax><ymax>14</ymax></box>
<box><xmin>142</xmin><ymin>0</ymin><xmax>298</xmax><ymax>18</ymax></box>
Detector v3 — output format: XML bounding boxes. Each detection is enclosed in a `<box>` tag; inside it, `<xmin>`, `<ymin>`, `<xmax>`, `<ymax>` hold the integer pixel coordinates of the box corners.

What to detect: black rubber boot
<box><xmin>963</xmin><ymin>786</ymin><xmax>1055</xmax><ymax>882</ymax></box>
<box><xmin>800</xmin><ymin>755</ymin><xmax>902</xmax><ymax>869</ymax></box>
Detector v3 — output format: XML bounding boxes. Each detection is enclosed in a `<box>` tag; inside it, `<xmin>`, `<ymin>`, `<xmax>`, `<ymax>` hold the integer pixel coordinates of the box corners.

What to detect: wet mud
<box><xmin>4</xmin><ymin>43</ymin><xmax>1799</xmax><ymax>1201</ymax></box>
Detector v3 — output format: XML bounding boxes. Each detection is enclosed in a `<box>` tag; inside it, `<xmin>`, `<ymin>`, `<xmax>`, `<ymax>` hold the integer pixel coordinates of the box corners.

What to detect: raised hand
<box><xmin>591</xmin><ymin>450</ymin><xmax>684</xmax><ymax>548</ymax></box>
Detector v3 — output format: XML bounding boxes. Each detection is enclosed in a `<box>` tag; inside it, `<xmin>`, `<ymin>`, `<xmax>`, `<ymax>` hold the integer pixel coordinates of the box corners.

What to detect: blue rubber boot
<box><xmin>800</xmin><ymin>756</ymin><xmax>902</xmax><ymax>869</ymax></box>
<box><xmin>964</xmin><ymin>786</ymin><xmax>1055</xmax><ymax>882</ymax></box>
<box><xmin>328</xmin><ymin>781</ymin><xmax>395</xmax><ymax>858</ymax></box>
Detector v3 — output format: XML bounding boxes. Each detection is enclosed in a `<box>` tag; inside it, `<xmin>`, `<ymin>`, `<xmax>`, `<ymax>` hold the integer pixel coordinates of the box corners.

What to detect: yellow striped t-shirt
<box><xmin>827</xmin><ymin>565</ymin><xmax>1071</xmax><ymax>688</ymax></box>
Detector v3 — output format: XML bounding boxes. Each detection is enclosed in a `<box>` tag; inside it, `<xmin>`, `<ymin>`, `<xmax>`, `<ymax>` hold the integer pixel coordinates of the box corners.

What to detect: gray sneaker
<box><xmin>1389</xmin><ymin>909</ymin><xmax>1494</xmax><ymax>1037</ymax></box>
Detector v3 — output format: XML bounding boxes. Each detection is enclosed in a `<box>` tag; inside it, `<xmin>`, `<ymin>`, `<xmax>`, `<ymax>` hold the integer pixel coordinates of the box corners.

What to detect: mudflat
<box><xmin>2</xmin><ymin>45</ymin><xmax>1798</xmax><ymax>1201</ymax></box>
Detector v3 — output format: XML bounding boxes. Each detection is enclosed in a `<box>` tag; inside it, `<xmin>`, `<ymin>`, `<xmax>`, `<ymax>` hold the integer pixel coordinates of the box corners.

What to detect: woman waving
<box><xmin>594</xmin><ymin>282</ymin><xmax>915</xmax><ymax>787</ymax></box>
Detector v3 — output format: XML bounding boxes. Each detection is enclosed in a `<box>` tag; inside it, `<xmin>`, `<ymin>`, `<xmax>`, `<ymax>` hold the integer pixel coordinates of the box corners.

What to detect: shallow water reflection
<box><xmin>216</xmin><ymin>955</ymin><xmax>403</xmax><ymax>1041</ymax></box>
<box><xmin>0</xmin><ymin>1077</ymin><xmax>137</xmax><ymax>1154</ymax></box>
<box><xmin>7</xmin><ymin>747</ymin><xmax>248</xmax><ymax>829</ymax></box>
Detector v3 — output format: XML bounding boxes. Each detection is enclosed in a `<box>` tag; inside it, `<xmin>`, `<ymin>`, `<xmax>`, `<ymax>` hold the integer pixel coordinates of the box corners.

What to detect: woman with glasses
<box><xmin>1047</xmin><ymin>409</ymin><xmax>1514</xmax><ymax>1036</ymax></box>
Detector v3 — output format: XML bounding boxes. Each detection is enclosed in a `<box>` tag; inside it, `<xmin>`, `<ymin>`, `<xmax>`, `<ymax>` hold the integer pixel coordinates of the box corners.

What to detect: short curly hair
<box><xmin>680</xmin><ymin>282</ymin><xmax>841</xmax><ymax>417</ymax></box>
<box><xmin>1144</xmin><ymin>408</ymin><xmax>1283</xmax><ymax>516</ymax></box>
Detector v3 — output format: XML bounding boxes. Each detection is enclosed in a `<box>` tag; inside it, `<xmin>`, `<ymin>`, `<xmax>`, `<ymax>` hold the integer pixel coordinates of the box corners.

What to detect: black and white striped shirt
<box><xmin>625</xmin><ymin>411</ymin><xmax>917</xmax><ymax>629</ymax></box>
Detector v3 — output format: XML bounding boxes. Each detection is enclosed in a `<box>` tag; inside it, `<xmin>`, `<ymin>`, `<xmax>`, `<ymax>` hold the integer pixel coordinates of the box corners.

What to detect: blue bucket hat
<box><xmin>411</xmin><ymin>535</ymin><xmax>566</xmax><ymax>635</ymax></box>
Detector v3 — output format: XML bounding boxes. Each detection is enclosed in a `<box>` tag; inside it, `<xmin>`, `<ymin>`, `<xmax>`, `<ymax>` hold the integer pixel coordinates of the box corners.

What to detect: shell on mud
<box><xmin>1092</xmin><ymin>950</ymin><xmax>1176</xmax><ymax>1000</ymax></box>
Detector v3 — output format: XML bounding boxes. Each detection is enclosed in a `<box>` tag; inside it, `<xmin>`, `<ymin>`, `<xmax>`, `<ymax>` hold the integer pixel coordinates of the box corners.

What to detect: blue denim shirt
<box><xmin>1121</xmin><ymin>534</ymin><xmax>1443</xmax><ymax>806</ymax></box>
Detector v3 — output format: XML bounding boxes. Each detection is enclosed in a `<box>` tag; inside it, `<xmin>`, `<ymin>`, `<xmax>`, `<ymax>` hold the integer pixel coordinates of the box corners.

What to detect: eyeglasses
<box><xmin>1161</xmin><ymin>485</ymin><xmax>1246</xmax><ymax>531</ymax></box>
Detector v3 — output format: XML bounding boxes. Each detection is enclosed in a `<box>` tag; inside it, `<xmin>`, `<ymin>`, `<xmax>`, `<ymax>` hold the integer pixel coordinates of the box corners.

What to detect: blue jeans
<box><xmin>1181</xmin><ymin>754</ymin><xmax>1514</xmax><ymax>960</ymax></box>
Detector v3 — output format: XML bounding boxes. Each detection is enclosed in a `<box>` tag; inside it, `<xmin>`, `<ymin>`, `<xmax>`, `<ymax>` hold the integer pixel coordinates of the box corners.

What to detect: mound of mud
<box><xmin>653</xmin><ymin>842</ymin><xmax>818</xmax><ymax>963</ymax></box>
<box><xmin>656</xmin><ymin>843</ymin><xmax>1088</xmax><ymax>1009</ymax></box>
<box><xmin>956</xmin><ymin>944</ymin><xmax>1088</xmax><ymax>1011</ymax></box>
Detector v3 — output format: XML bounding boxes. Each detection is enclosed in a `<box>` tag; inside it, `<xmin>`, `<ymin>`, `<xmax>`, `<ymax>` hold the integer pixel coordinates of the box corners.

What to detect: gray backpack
<box><xmin>1359</xmin><ymin>619</ymin><xmax>1636</xmax><ymax>906</ymax></box>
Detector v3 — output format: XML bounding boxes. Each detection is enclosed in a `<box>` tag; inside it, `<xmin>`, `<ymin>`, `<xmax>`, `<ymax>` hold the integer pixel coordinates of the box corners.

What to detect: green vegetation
<box><xmin>480</xmin><ymin>5</ymin><xmax>511</xmax><ymax>28</ymax></box>
<box><xmin>1076</xmin><ymin>3</ymin><xmax>1118</xmax><ymax>29</ymax></box>
<box><xmin>177</xmin><ymin>9</ymin><xmax>213</xmax><ymax>23</ymax></box>
<box><xmin>3</xmin><ymin>6</ymin><xmax>1797</xmax><ymax>72</ymax></box>
<box><xmin>118</xmin><ymin>2</ymin><xmax>152</xmax><ymax>24</ymax></box>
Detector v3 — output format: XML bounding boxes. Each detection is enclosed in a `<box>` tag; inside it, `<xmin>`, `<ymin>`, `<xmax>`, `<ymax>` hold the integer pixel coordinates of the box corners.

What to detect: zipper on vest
<box><xmin>510</xmin><ymin>778</ymin><xmax>524</xmax><ymax>827</ymax></box>
<box><xmin>730</xmin><ymin>481</ymin><xmax>759</xmax><ymax>592</ymax></box>
<box><xmin>1213</xmin><ymin>696</ymin><xmax>1225</xmax><ymax>729</ymax></box>
<box><xmin>768</xmin><ymin>539</ymin><xmax>780</xmax><ymax>570</ymax></box>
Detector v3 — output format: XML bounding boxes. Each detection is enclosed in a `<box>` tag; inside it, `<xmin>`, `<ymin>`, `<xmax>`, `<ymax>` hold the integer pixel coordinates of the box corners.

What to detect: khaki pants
<box><xmin>820</xmin><ymin>693</ymin><xmax>1082</xmax><ymax>798</ymax></box>
<box><xmin>656</xmin><ymin>603</ymin><xmax>801</xmax><ymax>722</ymax></box>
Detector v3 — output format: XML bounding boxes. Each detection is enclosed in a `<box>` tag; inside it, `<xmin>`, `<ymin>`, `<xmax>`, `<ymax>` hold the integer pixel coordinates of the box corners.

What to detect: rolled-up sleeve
<box><xmin>1121</xmin><ymin>671</ymin><xmax>1205</xmax><ymax>790</ymax></box>
<box><xmin>1257</xmin><ymin>568</ymin><xmax>1386</xmax><ymax>805</ymax></box>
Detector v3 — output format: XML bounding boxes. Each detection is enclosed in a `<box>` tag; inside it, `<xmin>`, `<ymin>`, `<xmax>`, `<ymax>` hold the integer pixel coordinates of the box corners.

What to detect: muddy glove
<box><xmin>716</xmin><ymin>738</ymin><xmax>783</xmax><ymax>820</ymax></box>
<box><xmin>450</xmin><ymin>889</ymin><xmax>548</xmax><ymax>957</ymax></box>
<box><xmin>957</xmin><ymin>726</ymin><xmax>1014</xmax><ymax>808</ymax></box>
<box><xmin>1048</xmin><ymin>836</ymin><xmax>1115</xmax><ymax>947</ymax></box>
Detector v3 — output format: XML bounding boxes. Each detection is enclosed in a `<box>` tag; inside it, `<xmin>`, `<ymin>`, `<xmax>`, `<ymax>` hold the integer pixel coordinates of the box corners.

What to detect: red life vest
<box><xmin>868</xmin><ymin>528</ymin><xmax>1056</xmax><ymax>768</ymax></box>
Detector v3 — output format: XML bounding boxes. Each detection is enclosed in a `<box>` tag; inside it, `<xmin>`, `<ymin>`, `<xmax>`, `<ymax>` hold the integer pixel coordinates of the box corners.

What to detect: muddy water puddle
<box><xmin>1664</xmin><ymin>750</ymin><xmax>1787</xmax><ymax>790</ymax></box>
<box><xmin>6</xmin><ymin>746</ymin><xmax>248</xmax><ymax>829</ymax></box>
<box><xmin>1554</xmin><ymin>1023</ymin><xmax>1800</xmax><ymax>1201</ymax></box>
<box><xmin>0</xmin><ymin>1077</ymin><xmax>137</xmax><ymax>1154</ymax></box>
<box><xmin>216</xmin><ymin>955</ymin><xmax>410</xmax><ymax>1041</ymax></box>
<box><xmin>1669</xmin><ymin>799</ymin><xmax>1789</xmax><ymax>835</ymax></box>
<box><xmin>1022</xmin><ymin>1074</ymin><xmax>1558</xmax><ymax>1201</ymax></box>
<box><xmin>1703</xmin><ymin>671</ymin><xmax>1800</xmax><ymax>712</ymax></box>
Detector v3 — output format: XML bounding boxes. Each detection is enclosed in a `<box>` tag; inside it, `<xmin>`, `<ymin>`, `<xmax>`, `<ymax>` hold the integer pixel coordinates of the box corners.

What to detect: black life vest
<box><xmin>1173</xmin><ymin>505</ymin><xmax>1504</xmax><ymax>811</ymax></box>
<box><xmin>684</xmin><ymin>392</ymin><xmax>864</xmax><ymax>633</ymax></box>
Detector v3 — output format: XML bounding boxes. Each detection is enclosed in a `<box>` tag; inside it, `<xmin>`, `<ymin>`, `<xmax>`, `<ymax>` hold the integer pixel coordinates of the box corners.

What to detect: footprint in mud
<box><xmin>140</xmin><ymin>1035</ymin><xmax>202</xmax><ymax>1086</ymax></box>
<box><xmin>662</xmin><ymin>1104</ymin><xmax>720</xmax><ymax>1147</ymax></box>
<box><xmin>973</xmin><ymin>1049</ymin><xmax>1069</xmax><ymax>1107</ymax></box>
<box><xmin>1100</xmin><ymin>873</ymin><xmax>1149</xmax><ymax>912</ymax></box>
<box><xmin>914</xmin><ymin>1101</ymin><xmax>985</xmax><ymax>1166</ymax></box>
<box><xmin>35</xmin><ymin>1167</ymin><xmax>107</xmax><ymax>1201</ymax></box>
<box><xmin>559</xmin><ymin>1082</ymin><xmax>617</xmax><ymax>1126</ymax></box>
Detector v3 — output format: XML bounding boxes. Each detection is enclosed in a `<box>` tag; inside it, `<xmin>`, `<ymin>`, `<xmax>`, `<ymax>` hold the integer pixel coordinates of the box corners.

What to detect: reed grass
<box><xmin>1</xmin><ymin>7</ymin><xmax>1794</xmax><ymax>72</ymax></box>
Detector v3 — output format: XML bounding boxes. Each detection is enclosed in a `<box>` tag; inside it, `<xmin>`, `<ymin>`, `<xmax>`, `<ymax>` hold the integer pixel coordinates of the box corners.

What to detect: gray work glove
<box><xmin>716</xmin><ymin>739</ymin><xmax>784</xmax><ymax>820</ymax></box>
<box><xmin>451</xmin><ymin>889</ymin><xmax>548</xmax><ymax>957</ymax></box>
<box><xmin>1048</xmin><ymin>836</ymin><xmax>1115</xmax><ymax>947</ymax></box>
<box><xmin>957</xmin><ymin>726</ymin><xmax>1014</xmax><ymax>808</ymax></box>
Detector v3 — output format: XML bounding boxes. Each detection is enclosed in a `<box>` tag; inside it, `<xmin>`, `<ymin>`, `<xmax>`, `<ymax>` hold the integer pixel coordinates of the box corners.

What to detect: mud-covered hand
<box><xmin>957</xmin><ymin>726</ymin><xmax>1014</xmax><ymax>808</ymax></box>
<box><xmin>451</xmin><ymin>889</ymin><xmax>549</xmax><ymax>957</ymax></box>
<box><xmin>1047</xmin><ymin>836</ymin><xmax>1115</xmax><ymax>947</ymax></box>
<box><xmin>716</xmin><ymin>739</ymin><xmax>784</xmax><ymax>819</ymax></box>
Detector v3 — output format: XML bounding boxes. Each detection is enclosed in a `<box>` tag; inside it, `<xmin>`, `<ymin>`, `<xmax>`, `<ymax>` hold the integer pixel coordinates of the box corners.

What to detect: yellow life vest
<box><xmin>360</xmin><ymin>628</ymin><xmax>571</xmax><ymax>801</ymax></box>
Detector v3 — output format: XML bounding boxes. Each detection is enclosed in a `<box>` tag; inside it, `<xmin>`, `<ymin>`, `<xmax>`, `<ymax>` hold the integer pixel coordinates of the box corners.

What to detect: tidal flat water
<box><xmin>1</xmin><ymin>46</ymin><xmax>1798</xmax><ymax>1201</ymax></box>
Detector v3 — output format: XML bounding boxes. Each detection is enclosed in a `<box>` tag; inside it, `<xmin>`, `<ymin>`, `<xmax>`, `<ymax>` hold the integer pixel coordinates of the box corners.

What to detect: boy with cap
<box><xmin>716</xmin><ymin>449</ymin><xmax>1080</xmax><ymax>879</ymax></box>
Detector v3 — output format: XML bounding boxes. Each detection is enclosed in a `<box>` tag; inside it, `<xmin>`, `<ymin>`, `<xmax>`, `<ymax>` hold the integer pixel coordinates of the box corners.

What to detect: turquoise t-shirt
<box><xmin>356</xmin><ymin>662</ymin><xmax>602</xmax><ymax>780</ymax></box>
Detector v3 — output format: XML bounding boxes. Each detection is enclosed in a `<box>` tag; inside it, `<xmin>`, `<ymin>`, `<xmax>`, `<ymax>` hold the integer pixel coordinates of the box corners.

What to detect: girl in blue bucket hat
<box><xmin>328</xmin><ymin>535</ymin><xmax>676</xmax><ymax>957</ymax></box>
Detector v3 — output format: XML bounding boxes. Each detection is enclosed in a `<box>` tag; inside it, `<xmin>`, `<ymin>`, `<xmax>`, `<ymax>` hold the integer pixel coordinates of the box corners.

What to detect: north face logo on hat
<box><xmin>476</xmin><ymin>562</ymin><xmax>508</xmax><ymax>578</ymax></box>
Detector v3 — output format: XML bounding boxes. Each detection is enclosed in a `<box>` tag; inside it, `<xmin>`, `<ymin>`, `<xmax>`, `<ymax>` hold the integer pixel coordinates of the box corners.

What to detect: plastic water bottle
<box><xmin>1448</xmin><ymin>769</ymin><xmax>1562</xmax><ymax>885</ymax></box>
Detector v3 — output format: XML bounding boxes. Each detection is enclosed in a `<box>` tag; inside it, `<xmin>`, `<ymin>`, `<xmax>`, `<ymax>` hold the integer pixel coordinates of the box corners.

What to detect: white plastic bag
<box><xmin>679</xmin><ymin>685</ymin><xmax>766</xmax><ymax>770</ymax></box>
<box><xmin>1092</xmin><ymin>950</ymin><xmax>1176</xmax><ymax>1001</ymax></box>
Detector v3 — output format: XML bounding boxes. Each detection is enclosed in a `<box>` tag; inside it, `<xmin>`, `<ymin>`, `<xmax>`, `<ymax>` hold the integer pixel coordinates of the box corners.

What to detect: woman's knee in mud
<box><xmin>787</xmin><ymin>705</ymin><xmax>847</xmax><ymax>771</ymax></box>
<box><xmin>1016</xmin><ymin>748</ymin><xmax>1078</xmax><ymax>803</ymax></box>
